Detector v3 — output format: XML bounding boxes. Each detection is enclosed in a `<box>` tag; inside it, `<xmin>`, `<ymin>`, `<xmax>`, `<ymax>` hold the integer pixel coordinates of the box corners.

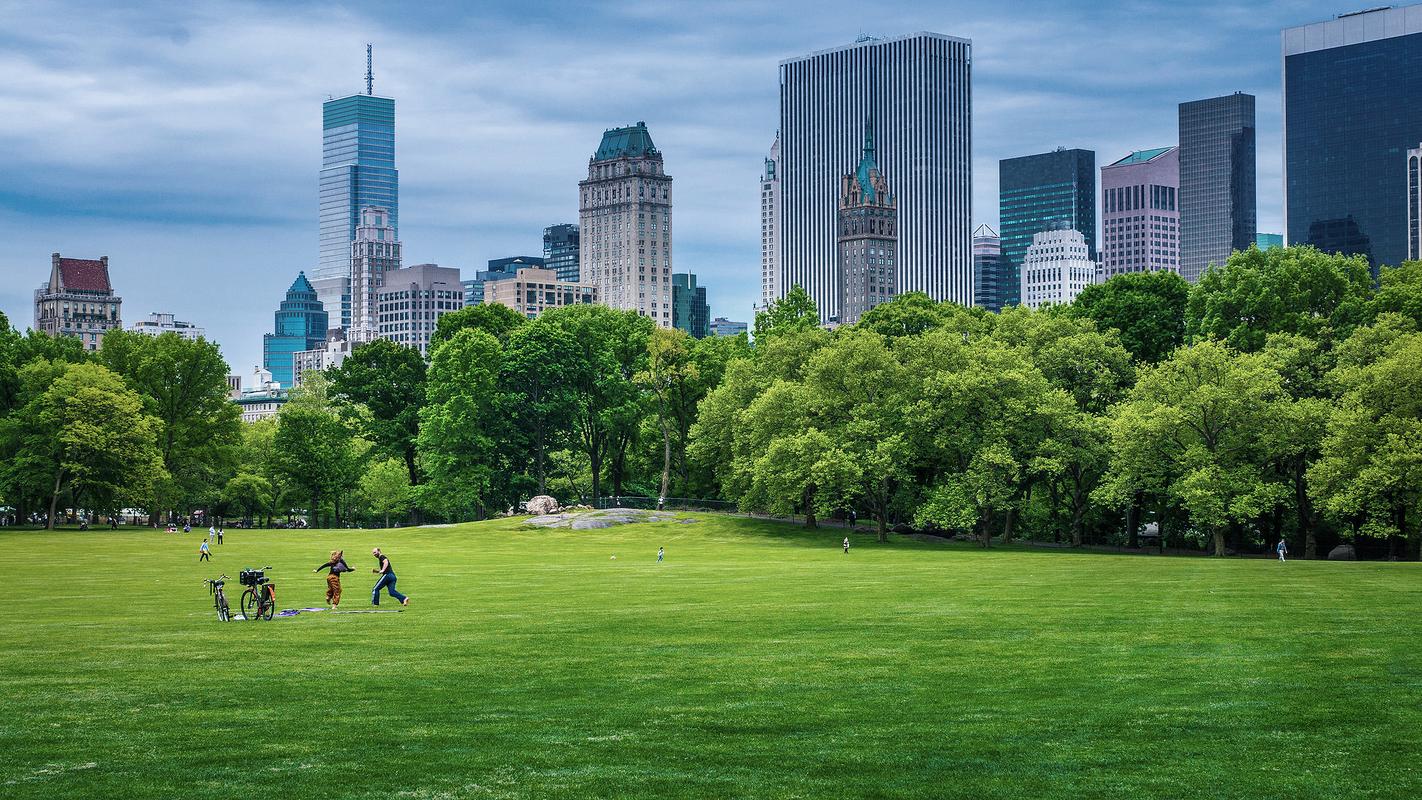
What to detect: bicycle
<box><xmin>204</xmin><ymin>574</ymin><xmax>231</xmax><ymax>622</ymax></box>
<box><xmin>239</xmin><ymin>566</ymin><xmax>277</xmax><ymax>621</ymax></box>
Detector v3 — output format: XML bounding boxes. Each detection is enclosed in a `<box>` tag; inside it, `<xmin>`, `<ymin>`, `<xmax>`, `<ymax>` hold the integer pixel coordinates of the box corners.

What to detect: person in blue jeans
<box><xmin>370</xmin><ymin>547</ymin><xmax>410</xmax><ymax>606</ymax></box>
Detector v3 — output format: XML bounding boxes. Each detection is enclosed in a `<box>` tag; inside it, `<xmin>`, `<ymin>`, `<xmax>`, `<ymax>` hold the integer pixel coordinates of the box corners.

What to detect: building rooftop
<box><xmin>594</xmin><ymin>122</ymin><xmax>658</xmax><ymax>160</ymax></box>
<box><xmin>55</xmin><ymin>257</ymin><xmax>112</xmax><ymax>292</ymax></box>
<box><xmin>1109</xmin><ymin>146</ymin><xmax>1176</xmax><ymax>166</ymax></box>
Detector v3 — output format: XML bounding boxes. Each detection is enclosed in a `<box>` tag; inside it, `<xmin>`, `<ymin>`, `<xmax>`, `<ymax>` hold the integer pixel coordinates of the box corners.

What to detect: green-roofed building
<box><xmin>579</xmin><ymin>122</ymin><xmax>675</xmax><ymax>327</ymax></box>
<box><xmin>1101</xmin><ymin>145</ymin><xmax>1179</xmax><ymax>278</ymax></box>
<box><xmin>836</xmin><ymin>120</ymin><xmax>898</xmax><ymax>325</ymax></box>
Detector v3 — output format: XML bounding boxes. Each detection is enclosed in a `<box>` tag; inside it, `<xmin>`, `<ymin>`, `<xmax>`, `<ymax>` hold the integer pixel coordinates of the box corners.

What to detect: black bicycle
<box><xmin>239</xmin><ymin>566</ymin><xmax>276</xmax><ymax>622</ymax></box>
<box><xmin>204</xmin><ymin>574</ymin><xmax>231</xmax><ymax>622</ymax></box>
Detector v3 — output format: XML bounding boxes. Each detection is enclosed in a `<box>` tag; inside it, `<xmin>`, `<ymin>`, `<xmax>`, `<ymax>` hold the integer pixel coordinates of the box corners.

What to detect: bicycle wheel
<box><xmin>241</xmin><ymin>588</ymin><xmax>257</xmax><ymax>621</ymax></box>
<box><xmin>215</xmin><ymin>592</ymin><xmax>228</xmax><ymax>622</ymax></box>
<box><xmin>261</xmin><ymin>586</ymin><xmax>276</xmax><ymax>621</ymax></box>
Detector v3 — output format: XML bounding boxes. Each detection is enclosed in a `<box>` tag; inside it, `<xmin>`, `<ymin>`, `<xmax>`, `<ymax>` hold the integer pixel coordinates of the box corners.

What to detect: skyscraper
<box><xmin>315</xmin><ymin>61</ymin><xmax>397</xmax><ymax>327</ymax></box>
<box><xmin>578</xmin><ymin>122</ymin><xmax>674</xmax><ymax>327</ymax></box>
<box><xmin>971</xmin><ymin>225</ymin><xmax>1003</xmax><ymax>311</ymax></box>
<box><xmin>263</xmin><ymin>272</ymin><xmax>329</xmax><ymax>388</ymax></box>
<box><xmin>375</xmin><ymin>263</ymin><xmax>463</xmax><ymax>358</ymax></box>
<box><xmin>1409</xmin><ymin>143</ymin><xmax>1421</xmax><ymax>261</ymax></box>
<box><xmin>1020</xmin><ymin>229</ymin><xmax>1096</xmax><ymax>310</ymax></box>
<box><xmin>543</xmin><ymin>224</ymin><xmax>581</xmax><ymax>282</ymax></box>
<box><xmin>349</xmin><ymin>206</ymin><xmax>401</xmax><ymax>343</ymax></box>
<box><xmin>1284</xmin><ymin>6</ymin><xmax>1422</xmax><ymax>272</ymax></box>
<box><xmin>836</xmin><ymin>122</ymin><xmax>898</xmax><ymax>325</ymax></box>
<box><xmin>997</xmin><ymin>148</ymin><xmax>1096</xmax><ymax>310</ymax></box>
<box><xmin>779</xmin><ymin>33</ymin><xmax>973</xmax><ymax>320</ymax></box>
<box><xmin>672</xmin><ymin>273</ymin><xmax>710</xmax><ymax>339</ymax></box>
<box><xmin>1179</xmin><ymin>93</ymin><xmax>1256</xmax><ymax>282</ymax></box>
<box><xmin>34</xmin><ymin>253</ymin><xmax>122</xmax><ymax>351</ymax></box>
<box><xmin>1101</xmin><ymin>147</ymin><xmax>1180</xmax><ymax>279</ymax></box>
<box><xmin>760</xmin><ymin>134</ymin><xmax>782</xmax><ymax>310</ymax></box>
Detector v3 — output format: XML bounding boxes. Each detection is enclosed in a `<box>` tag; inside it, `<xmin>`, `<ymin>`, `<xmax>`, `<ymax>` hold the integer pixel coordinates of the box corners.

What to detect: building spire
<box><xmin>365</xmin><ymin>44</ymin><xmax>373</xmax><ymax>95</ymax></box>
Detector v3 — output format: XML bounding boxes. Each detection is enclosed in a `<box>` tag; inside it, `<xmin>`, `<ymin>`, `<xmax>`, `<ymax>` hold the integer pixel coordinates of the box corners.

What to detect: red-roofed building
<box><xmin>34</xmin><ymin>253</ymin><xmax>123</xmax><ymax>350</ymax></box>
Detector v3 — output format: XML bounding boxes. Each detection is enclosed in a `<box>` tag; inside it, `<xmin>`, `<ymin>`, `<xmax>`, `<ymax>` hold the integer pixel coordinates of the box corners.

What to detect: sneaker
<box><xmin>401</xmin><ymin>597</ymin><xmax>410</xmax><ymax>606</ymax></box>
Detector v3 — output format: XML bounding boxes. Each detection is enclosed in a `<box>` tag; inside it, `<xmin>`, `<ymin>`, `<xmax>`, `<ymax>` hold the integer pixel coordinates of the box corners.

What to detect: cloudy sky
<box><xmin>0</xmin><ymin>0</ymin><xmax>1349</xmax><ymax>372</ymax></box>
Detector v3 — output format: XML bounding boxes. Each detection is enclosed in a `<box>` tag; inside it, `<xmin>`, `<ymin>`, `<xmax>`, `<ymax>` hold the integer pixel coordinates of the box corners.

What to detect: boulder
<box><xmin>1327</xmin><ymin>544</ymin><xmax>1357</xmax><ymax>561</ymax></box>
<box><xmin>571</xmin><ymin>518</ymin><xmax>613</xmax><ymax>530</ymax></box>
<box><xmin>524</xmin><ymin>514</ymin><xmax>567</xmax><ymax>528</ymax></box>
<box><xmin>526</xmin><ymin>495</ymin><xmax>560</xmax><ymax>516</ymax></box>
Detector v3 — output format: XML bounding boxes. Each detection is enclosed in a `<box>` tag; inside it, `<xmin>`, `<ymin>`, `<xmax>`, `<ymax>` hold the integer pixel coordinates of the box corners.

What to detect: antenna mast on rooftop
<box><xmin>365</xmin><ymin>44</ymin><xmax>373</xmax><ymax>95</ymax></box>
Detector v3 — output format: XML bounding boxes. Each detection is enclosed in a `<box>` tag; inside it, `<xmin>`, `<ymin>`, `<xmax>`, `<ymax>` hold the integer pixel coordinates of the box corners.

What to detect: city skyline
<box><xmin>0</xmin><ymin>1</ymin><xmax>1352</xmax><ymax>370</ymax></box>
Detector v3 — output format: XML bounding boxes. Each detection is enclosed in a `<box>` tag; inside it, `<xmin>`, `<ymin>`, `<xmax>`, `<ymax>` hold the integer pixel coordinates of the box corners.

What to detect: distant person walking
<box><xmin>370</xmin><ymin>548</ymin><xmax>409</xmax><ymax>607</ymax></box>
<box><xmin>199</xmin><ymin>539</ymin><xmax>211</xmax><ymax>562</ymax></box>
<box><xmin>657</xmin><ymin>546</ymin><xmax>664</xmax><ymax>563</ymax></box>
<box><xmin>315</xmin><ymin>549</ymin><xmax>351</xmax><ymax>608</ymax></box>
<box><xmin>843</xmin><ymin>537</ymin><xmax>850</xmax><ymax>554</ymax></box>
<box><xmin>1277</xmin><ymin>538</ymin><xmax>1288</xmax><ymax>563</ymax></box>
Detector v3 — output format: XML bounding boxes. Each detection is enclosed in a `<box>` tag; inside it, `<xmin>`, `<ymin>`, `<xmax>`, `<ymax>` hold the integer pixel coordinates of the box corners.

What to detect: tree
<box><xmin>502</xmin><ymin>320</ymin><xmax>581</xmax><ymax>495</ymax></box>
<box><xmin>431</xmin><ymin>303</ymin><xmax>526</xmax><ymax>349</ymax></box>
<box><xmin>1368</xmin><ymin>260</ymin><xmax>1422</xmax><ymax>328</ymax></box>
<box><xmin>222</xmin><ymin>472</ymin><xmax>274</xmax><ymax>524</ymax></box>
<box><xmin>753</xmin><ymin>285</ymin><xmax>819</xmax><ymax>342</ymax></box>
<box><xmin>638</xmin><ymin>327</ymin><xmax>697</xmax><ymax>501</ymax></box>
<box><xmin>328</xmin><ymin>339</ymin><xmax>427</xmax><ymax>487</ymax></box>
<box><xmin>856</xmin><ymin>292</ymin><xmax>976</xmax><ymax>342</ymax></box>
<box><xmin>1099</xmin><ymin>341</ymin><xmax>1289</xmax><ymax>556</ymax></box>
<box><xmin>417</xmin><ymin>328</ymin><xmax>503</xmax><ymax>518</ymax></box>
<box><xmin>1071</xmin><ymin>270</ymin><xmax>1190</xmax><ymax>363</ymax></box>
<box><xmin>360</xmin><ymin>457</ymin><xmax>413</xmax><ymax>527</ymax></box>
<box><xmin>0</xmin><ymin>361</ymin><xmax>165</xmax><ymax>527</ymax></box>
<box><xmin>274</xmin><ymin>375</ymin><xmax>367</xmax><ymax>526</ymax></box>
<box><xmin>98</xmin><ymin>330</ymin><xmax>241</xmax><ymax>517</ymax></box>
<box><xmin>1185</xmin><ymin>245</ymin><xmax>1372</xmax><ymax>352</ymax></box>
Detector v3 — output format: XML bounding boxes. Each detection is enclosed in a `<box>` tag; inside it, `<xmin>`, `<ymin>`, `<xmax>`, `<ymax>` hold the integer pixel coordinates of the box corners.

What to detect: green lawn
<box><xmin>1</xmin><ymin>515</ymin><xmax>1419</xmax><ymax>799</ymax></box>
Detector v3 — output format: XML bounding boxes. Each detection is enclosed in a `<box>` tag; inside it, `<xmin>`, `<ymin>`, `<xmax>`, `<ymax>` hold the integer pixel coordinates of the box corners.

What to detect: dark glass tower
<box><xmin>1179</xmin><ymin>93</ymin><xmax>1256</xmax><ymax>282</ymax></box>
<box><xmin>996</xmin><ymin>149</ymin><xmax>1096</xmax><ymax>311</ymax></box>
<box><xmin>1284</xmin><ymin>7</ymin><xmax>1422</xmax><ymax>273</ymax></box>
<box><xmin>263</xmin><ymin>272</ymin><xmax>329</xmax><ymax>388</ymax></box>
<box><xmin>543</xmin><ymin>224</ymin><xmax>581</xmax><ymax>282</ymax></box>
<box><xmin>672</xmin><ymin>273</ymin><xmax>710</xmax><ymax>339</ymax></box>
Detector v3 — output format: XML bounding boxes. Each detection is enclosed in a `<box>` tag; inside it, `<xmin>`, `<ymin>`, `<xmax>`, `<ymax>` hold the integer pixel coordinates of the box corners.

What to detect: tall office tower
<box><xmin>1409</xmin><ymin>143</ymin><xmax>1421</xmax><ymax>261</ymax></box>
<box><xmin>971</xmin><ymin>224</ymin><xmax>1004</xmax><ymax>309</ymax></box>
<box><xmin>263</xmin><ymin>272</ymin><xmax>329</xmax><ymax>388</ymax></box>
<box><xmin>760</xmin><ymin>134</ymin><xmax>782</xmax><ymax>309</ymax></box>
<box><xmin>997</xmin><ymin>148</ymin><xmax>1096</xmax><ymax>310</ymax></box>
<box><xmin>779</xmin><ymin>33</ymin><xmax>973</xmax><ymax>320</ymax></box>
<box><xmin>671</xmin><ymin>273</ymin><xmax>710</xmax><ymax>338</ymax></box>
<box><xmin>543</xmin><ymin>224</ymin><xmax>581</xmax><ymax>282</ymax></box>
<box><xmin>1179</xmin><ymin>93</ymin><xmax>1256</xmax><ymax>282</ymax></box>
<box><xmin>349</xmin><ymin>206</ymin><xmax>401</xmax><ymax>343</ymax></box>
<box><xmin>836</xmin><ymin>123</ymin><xmax>898</xmax><ymax>325</ymax></box>
<box><xmin>578</xmin><ymin>121</ymin><xmax>674</xmax><ymax>327</ymax></box>
<box><xmin>376</xmin><ymin>263</ymin><xmax>463</xmax><ymax>357</ymax></box>
<box><xmin>1100</xmin><ymin>147</ymin><xmax>1180</xmax><ymax>278</ymax></box>
<box><xmin>315</xmin><ymin>57</ymin><xmax>397</xmax><ymax>327</ymax></box>
<box><xmin>1284</xmin><ymin>6</ymin><xmax>1422</xmax><ymax>272</ymax></box>
<box><xmin>1256</xmin><ymin>232</ymin><xmax>1284</xmax><ymax>251</ymax></box>
<box><xmin>34</xmin><ymin>253</ymin><xmax>122</xmax><ymax>351</ymax></box>
<box><xmin>1020</xmin><ymin>229</ymin><xmax>1096</xmax><ymax>310</ymax></box>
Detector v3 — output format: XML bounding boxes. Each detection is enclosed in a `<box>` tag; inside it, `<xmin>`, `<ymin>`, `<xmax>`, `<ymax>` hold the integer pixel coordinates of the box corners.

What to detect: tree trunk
<box><xmin>1070</xmin><ymin>505</ymin><xmax>1085</xmax><ymax>547</ymax></box>
<box><xmin>1125</xmin><ymin>491</ymin><xmax>1142</xmax><ymax>547</ymax></box>
<box><xmin>1002</xmin><ymin>507</ymin><xmax>1017</xmax><ymax>545</ymax></box>
<box><xmin>978</xmin><ymin>510</ymin><xmax>993</xmax><ymax>548</ymax></box>
<box><xmin>802</xmin><ymin>486</ymin><xmax>817</xmax><ymax>529</ymax></box>
<box><xmin>48</xmin><ymin>471</ymin><xmax>63</xmax><ymax>530</ymax></box>
<box><xmin>1212</xmin><ymin>528</ymin><xmax>1226</xmax><ymax>557</ymax></box>
<box><xmin>659</xmin><ymin>419</ymin><xmax>672</xmax><ymax>502</ymax></box>
<box><xmin>877</xmin><ymin>513</ymin><xmax>888</xmax><ymax>544</ymax></box>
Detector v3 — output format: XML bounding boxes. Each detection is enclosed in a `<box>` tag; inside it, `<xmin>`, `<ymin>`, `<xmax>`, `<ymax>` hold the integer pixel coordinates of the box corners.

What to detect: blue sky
<box><xmin>0</xmin><ymin>0</ymin><xmax>1351</xmax><ymax>373</ymax></box>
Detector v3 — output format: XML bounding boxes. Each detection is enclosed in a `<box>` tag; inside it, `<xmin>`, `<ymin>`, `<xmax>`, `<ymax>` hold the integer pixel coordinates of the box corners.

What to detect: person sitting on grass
<box><xmin>315</xmin><ymin>549</ymin><xmax>351</xmax><ymax>609</ymax></box>
<box><xmin>370</xmin><ymin>548</ymin><xmax>409</xmax><ymax>607</ymax></box>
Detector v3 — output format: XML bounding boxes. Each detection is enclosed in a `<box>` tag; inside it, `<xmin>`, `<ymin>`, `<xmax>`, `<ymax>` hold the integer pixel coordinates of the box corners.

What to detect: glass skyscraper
<box><xmin>672</xmin><ymin>273</ymin><xmax>710</xmax><ymax>339</ymax></box>
<box><xmin>263</xmin><ymin>272</ymin><xmax>329</xmax><ymax>388</ymax></box>
<box><xmin>316</xmin><ymin>92</ymin><xmax>397</xmax><ymax>326</ymax></box>
<box><xmin>1283</xmin><ymin>6</ymin><xmax>1422</xmax><ymax>273</ymax></box>
<box><xmin>1179</xmin><ymin>93</ymin><xmax>1256</xmax><ymax>283</ymax></box>
<box><xmin>971</xmin><ymin>224</ymin><xmax>1004</xmax><ymax>311</ymax></box>
<box><xmin>996</xmin><ymin>148</ymin><xmax>1096</xmax><ymax>311</ymax></box>
<box><xmin>543</xmin><ymin>224</ymin><xmax>581</xmax><ymax>282</ymax></box>
<box><xmin>778</xmin><ymin>33</ymin><xmax>973</xmax><ymax>321</ymax></box>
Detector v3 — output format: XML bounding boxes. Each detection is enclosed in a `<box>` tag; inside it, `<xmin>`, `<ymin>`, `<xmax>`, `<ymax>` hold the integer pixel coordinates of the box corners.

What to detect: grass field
<box><xmin>1</xmin><ymin>514</ymin><xmax>1419</xmax><ymax>799</ymax></box>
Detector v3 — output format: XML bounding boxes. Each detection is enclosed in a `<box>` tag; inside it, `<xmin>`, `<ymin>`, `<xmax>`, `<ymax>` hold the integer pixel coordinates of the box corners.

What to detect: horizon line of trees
<box><xmin>2</xmin><ymin>244</ymin><xmax>1421</xmax><ymax>559</ymax></box>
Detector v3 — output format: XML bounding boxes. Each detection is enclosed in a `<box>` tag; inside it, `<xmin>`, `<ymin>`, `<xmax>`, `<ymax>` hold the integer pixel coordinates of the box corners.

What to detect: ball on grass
<box><xmin>610</xmin><ymin>555</ymin><xmax>616</xmax><ymax>560</ymax></box>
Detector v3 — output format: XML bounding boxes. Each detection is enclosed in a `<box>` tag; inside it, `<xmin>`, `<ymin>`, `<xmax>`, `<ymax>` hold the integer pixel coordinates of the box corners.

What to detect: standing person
<box><xmin>848</xmin><ymin>510</ymin><xmax>857</xmax><ymax>529</ymax></box>
<box><xmin>216</xmin><ymin>527</ymin><xmax>224</xmax><ymax>545</ymax></box>
<box><xmin>843</xmin><ymin>537</ymin><xmax>850</xmax><ymax>554</ymax></box>
<box><xmin>1277</xmin><ymin>538</ymin><xmax>1288</xmax><ymax>563</ymax></box>
<box><xmin>657</xmin><ymin>546</ymin><xmax>664</xmax><ymax>563</ymax></box>
<box><xmin>315</xmin><ymin>549</ymin><xmax>350</xmax><ymax>609</ymax></box>
<box><xmin>370</xmin><ymin>548</ymin><xmax>409</xmax><ymax>607</ymax></box>
<box><xmin>199</xmin><ymin>539</ymin><xmax>211</xmax><ymax>562</ymax></box>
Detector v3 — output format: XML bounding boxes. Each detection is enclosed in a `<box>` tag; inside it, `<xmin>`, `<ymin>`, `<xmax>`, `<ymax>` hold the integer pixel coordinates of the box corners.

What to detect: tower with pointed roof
<box><xmin>578</xmin><ymin>121</ymin><xmax>674</xmax><ymax>326</ymax></box>
<box><xmin>262</xmin><ymin>272</ymin><xmax>329</xmax><ymax>388</ymax></box>
<box><xmin>34</xmin><ymin>253</ymin><xmax>122</xmax><ymax>351</ymax></box>
<box><xmin>836</xmin><ymin>122</ymin><xmax>898</xmax><ymax>324</ymax></box>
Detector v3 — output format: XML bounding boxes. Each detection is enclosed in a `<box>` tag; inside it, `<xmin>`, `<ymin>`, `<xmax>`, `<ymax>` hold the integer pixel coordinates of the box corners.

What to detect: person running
<box><xmin>657</xmin><ymin>546</ymin><xmax>664</xmax><ymax>563</ymax></box>
<box><xmin>843</xmin><ymin>537</ymin><xmax>850</xmax><ymax>554</ymax></box>
<box><xmin>1277</xmin><ymin>538</ymin><xmax>1288</xmax><ymax>562</ymax></box>
<box><xmin>370</xmin><ymin>548</ymin><xmax>409</xmax><ymax>607</ymax></box>
<box><xmin>199</xmin><ymin>539</ymin><xmax>211</xmax><ymax>562</ymax></box>
<box><xmin>315</xmin><ymin>549</ymin><xmax>351</xmax><ymax>608</ymax></box>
